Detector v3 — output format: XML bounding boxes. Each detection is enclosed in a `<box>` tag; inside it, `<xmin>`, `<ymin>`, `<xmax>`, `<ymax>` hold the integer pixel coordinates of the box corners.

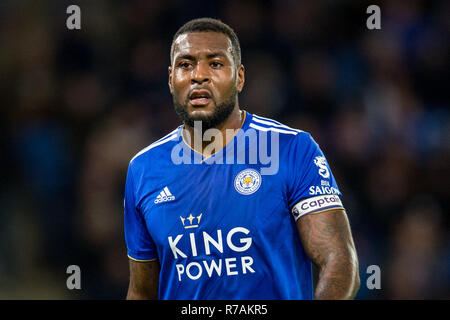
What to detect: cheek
<box><xmin>172</xmin><ymin>72</ymin><xmax>190</xmax><ymax>94</ymax></box>
<box><xmin>219</xmin><ymin>80</ymin><xmax>238</xmax><ymax>100</ymax></box>
<box><xmin>211</xmin><ymin>71</ymin><xmax>237</xmax><ymax>96</ymax></box>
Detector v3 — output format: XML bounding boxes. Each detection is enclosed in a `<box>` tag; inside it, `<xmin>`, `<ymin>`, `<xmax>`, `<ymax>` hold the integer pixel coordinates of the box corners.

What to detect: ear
<box><xmin>168</xmin><ymin>66</ymin><xmax>173</xmax><ymax>94</ymax></box>
<box><xmin>236</xmin><ymin>64</ymin><xmax>245</xmax><ymax>93</ymax></box>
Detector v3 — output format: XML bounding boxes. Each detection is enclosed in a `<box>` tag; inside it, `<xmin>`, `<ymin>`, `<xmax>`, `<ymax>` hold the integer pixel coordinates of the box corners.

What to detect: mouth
<box><xmin>189</xmin><ymin>89</ymin><xmax>212</xmax><ymax>107</ymax></box>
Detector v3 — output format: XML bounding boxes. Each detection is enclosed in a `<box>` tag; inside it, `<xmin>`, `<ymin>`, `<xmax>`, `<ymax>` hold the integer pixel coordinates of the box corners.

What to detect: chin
<box><xmin>187</xmin><ymin>103</ymin><xmax>217</xmax><ymax>117</ymax></box>
<box><xmin>189</xmin><ymin>109</ymin><xmax>214</xmax><ymax>118</ymax></box>
<box><xmin>175</xmin><ymin>96</ymin><xmax>236</xmax><ymax>130</ymax></box>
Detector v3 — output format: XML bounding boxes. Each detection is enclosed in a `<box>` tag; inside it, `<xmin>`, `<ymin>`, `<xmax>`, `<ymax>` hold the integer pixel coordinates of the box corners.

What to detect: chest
<box><xmin>137</xmin><ymin>163</ymin><xmax>289</xmax><ymax>250</ymax></box>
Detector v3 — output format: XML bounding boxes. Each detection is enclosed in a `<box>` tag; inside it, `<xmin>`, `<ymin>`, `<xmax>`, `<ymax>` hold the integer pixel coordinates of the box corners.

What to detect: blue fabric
<box><xmin>124</xmin><ymin>111</ymin><xmax>343</xmax><ymax>299</ymax></box>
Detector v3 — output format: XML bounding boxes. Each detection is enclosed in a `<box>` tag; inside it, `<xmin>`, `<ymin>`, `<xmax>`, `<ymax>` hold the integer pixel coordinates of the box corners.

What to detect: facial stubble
<box><xmin>173</xmin><ymin>85</ymin><xmax>238</xmax><ymax>131</ymax></box>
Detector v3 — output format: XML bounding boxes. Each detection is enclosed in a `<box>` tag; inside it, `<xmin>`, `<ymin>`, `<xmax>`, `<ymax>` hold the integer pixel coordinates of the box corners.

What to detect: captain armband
<box><xmin>291</xmin><ymin>194</ymin><xmax>344</xmax><ymax>221</ymax></box>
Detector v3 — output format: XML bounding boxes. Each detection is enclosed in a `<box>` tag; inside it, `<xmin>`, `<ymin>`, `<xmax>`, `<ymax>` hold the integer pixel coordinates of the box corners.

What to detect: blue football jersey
<box><xmin>124</xmin><ymin>111</ymin><xmax>344</xmax><ymax>300</ymax></box>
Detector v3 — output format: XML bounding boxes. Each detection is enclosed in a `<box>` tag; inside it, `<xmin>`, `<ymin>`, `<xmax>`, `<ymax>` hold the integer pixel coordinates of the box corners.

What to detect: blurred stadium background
<box><xmin>0</xmin><ymin>0</ymin><xmax>448</xmax><ymax>299</ymax></box>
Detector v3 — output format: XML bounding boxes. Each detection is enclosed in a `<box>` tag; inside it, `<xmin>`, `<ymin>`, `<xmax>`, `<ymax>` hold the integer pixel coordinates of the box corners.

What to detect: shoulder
<box><xmin>247</xmin><ymin>112</ymin><xmax>314</xmax><ymax>146</ymax></box>
<box><xmin>129</xmin><ymin>127</ymin><xmax>181</xmax><ymax>168</ymax></box>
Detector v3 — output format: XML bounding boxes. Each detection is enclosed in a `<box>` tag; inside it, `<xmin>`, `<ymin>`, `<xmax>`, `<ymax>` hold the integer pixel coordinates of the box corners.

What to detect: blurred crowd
<box><xmin>0</xmin><ymin>0</ymin><xmax>448</xmax><ymax>299</ymax></box>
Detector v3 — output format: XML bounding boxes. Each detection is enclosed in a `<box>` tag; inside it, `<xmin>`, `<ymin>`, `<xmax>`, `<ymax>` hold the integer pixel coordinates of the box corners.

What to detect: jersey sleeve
<box><xmin>124</xmin><ymin>163</ymin><xmax>158</xmax><ymax>261</ymax></box>
<box><xmin>287</xmin><ymin>132</ymin><xmax>345</xmax><ymax>221</ymax></box>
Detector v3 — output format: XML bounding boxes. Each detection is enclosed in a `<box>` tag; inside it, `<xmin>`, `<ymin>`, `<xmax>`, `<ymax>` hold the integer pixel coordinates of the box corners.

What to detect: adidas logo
<box><xmin>154</xmin><ymin>186</ymin><xmax>175</xmax><ymax>204</ymax></box>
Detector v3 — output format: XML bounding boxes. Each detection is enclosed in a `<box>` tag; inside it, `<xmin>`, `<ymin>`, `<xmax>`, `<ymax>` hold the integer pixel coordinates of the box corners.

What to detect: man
<box><xmin>124</xmin><ymin>18</ymin><xmax>360</xmax><ymax>300</ymax></box>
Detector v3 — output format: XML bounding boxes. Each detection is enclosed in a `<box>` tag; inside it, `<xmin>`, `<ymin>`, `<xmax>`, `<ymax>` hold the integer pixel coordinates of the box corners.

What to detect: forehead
<box><xmin>172</xmin><ymin>32</ymin><xmax>234</xmax><ymax>59</ymax></box>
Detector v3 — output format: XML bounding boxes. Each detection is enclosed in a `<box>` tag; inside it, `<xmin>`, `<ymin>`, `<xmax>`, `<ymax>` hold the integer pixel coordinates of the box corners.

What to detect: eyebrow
<box><xmin>174</xmin><ymin>52</ymin><xmax>229</xmax><ymax>62</ymax></box>
<box><xmin>175</xmin><ymin>54</ymin><xmax>195</xmax><ymax>61</ymax></box>
<box><xmin>206</xmin><ymin>52</ymin><xmax>228</xmax><ymax>59</ymax></box>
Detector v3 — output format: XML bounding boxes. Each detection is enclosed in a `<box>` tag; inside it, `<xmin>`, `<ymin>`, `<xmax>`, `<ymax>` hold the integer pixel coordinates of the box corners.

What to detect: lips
<box><xmin>189</xmin><ymin>89</ymin><xmax>212</xmax><ymax>107</ymax></box>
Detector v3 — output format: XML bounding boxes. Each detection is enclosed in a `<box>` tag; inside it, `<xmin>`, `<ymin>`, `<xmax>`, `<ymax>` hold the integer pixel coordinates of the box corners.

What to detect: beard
<box><xmin>173</xmin><ymin>87</ymin><xmax>237</xmax><ymax>131</ymax></box>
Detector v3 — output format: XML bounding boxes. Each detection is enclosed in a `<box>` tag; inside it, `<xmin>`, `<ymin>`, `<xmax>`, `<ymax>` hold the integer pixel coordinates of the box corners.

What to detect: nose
<box><xmin>191</xmin><ymin>62</ymin><xmax>210</xmax><ymax>85</ymax></box>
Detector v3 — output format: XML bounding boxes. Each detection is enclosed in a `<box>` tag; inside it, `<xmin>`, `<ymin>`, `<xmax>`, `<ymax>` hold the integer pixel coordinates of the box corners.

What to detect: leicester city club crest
<box><xmin>234</xmin><ymin>169</ymin><xmax>262</xmax><ymax>195</ymax></box>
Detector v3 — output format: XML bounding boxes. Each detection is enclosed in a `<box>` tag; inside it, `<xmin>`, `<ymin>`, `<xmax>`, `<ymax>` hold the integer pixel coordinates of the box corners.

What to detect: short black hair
<box><xmin>170</xmin><ymin>18</ymin><xmax>241</xmax><ymax>66</ymax></box>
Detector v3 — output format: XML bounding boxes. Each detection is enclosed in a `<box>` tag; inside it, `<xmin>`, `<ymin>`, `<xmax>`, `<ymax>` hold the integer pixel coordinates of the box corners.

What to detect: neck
<box><xmin>182</xmin><ymin>106</ymin><xmax>244</xmax><ymax>157</ymax></box>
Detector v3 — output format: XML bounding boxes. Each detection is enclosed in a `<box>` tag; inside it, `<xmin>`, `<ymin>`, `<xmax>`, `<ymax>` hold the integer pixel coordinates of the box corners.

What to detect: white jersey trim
<box><xmin>252</xmin><ymin>115</ymin><xmax>304</xmax><ymax>133</ymax></box>
<box><xmin>249</xmin><ymin>123</ymin><xmax>299</xmax><ymax>135</ymax></box>
<box><xmin>130</xmin><ymin>129</ymin><xmax>179</xmax><ymax>163</ymax></box>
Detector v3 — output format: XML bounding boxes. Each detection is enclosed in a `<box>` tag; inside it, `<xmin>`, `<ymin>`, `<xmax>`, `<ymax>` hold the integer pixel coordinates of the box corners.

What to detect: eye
<box><xmin>178</xmin><ymin>62</ymin><xmax>192</xmax><ymax>69</ymax></box>
<box><xmin>210</xmin><ymin>61</ymin><xmax>223</xmax><ymax>68</ymax></box>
